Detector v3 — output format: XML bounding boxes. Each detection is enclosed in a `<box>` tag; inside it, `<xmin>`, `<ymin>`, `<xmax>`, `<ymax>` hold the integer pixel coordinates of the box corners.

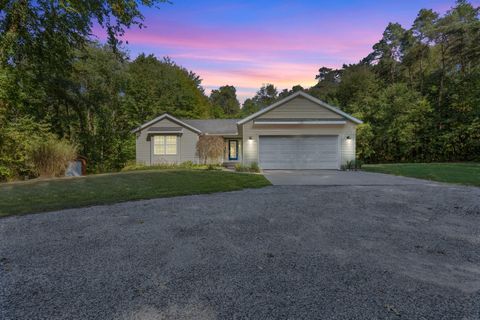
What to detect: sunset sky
<box><xmin>95</xmin><ymin>0</ymin><xmax>479</xmax><ymax>101</ymax></box>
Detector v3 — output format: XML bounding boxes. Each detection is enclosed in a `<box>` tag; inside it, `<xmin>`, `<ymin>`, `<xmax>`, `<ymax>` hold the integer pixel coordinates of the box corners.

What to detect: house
<box><xmin>131</xmin><ymin>91</ymin><xmax>362</xmax><ymax>170</ymax></box>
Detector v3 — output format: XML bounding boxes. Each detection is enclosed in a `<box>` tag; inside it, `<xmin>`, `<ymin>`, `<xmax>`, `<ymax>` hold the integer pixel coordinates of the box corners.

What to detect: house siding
<box><xmin>135</xmin><ymin>118</ymin><xmax>199</xmax><ymax>165</ymax></box>
<box><xmin>257</xmin><ymin>96</ymin><xmax>343</xmax><ymax>119</ymax></box>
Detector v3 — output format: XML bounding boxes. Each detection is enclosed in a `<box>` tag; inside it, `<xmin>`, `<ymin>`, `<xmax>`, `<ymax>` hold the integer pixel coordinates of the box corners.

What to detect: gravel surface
<box><xmin>1</xmin><ymin>183</ymin><xmax>480</xmax><ymax>319</ymax></box>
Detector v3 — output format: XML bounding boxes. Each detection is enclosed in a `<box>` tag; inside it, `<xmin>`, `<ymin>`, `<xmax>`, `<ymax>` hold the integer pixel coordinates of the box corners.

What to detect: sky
<box><xmin>94</xmin><ymin>0</ymin><xmax>479</xmax><ymax>102</ymax></box>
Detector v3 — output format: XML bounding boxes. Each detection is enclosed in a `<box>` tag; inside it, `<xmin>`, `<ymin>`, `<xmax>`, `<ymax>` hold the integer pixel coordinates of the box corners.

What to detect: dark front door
<box><xmin>228</xmin><ymin>140</ymin><xmax>238</xmax><ymax>160</ymax></box>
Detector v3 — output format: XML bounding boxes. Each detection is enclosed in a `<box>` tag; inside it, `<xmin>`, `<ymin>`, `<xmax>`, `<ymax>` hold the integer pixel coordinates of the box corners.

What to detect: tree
<box><xmin>196</xmin><ymin>135</ymin><xmax>224</xmax><ymax>164</ymax></box>
<box><xmin>252</xmin><ymin>84</ymin><xmax>278</xmax><ymax>108</ymax></box>
<box><xmin>209</xmin><ymin>85</ymin><xmax>240</xmax><ymax>117</ymax></box>
<box><xmin>68</xmin><ymin>44</ymin><xmax>131</xmax><ymax>172</ymax></box>
<box><xmin>0</xmin><ymin>0</ymin><xmax>167</xmax><ymax>65</ymax></box>
<box><xmin>239</xmin><ymin>84</ymin><xmax>278</xmax><ymax>116</ymax></box>
<box><xmin>309</xmin><ymin>67</ymin><xmax>341</xmax><ymax>102</ymax></box>
<box><xmin>0</xmin><ymin>0</ymin><xmax>168</xmax><ymax>175</ymax></box>
<box><xmin>409</xmin><ymin>9</ymin><xmax>439</xmax><ymax>91</ymax></box>
<box><xmin>279</xmin><ymin>85</ymin><xmax>304</xmax><ymax>99</ymax></box>
<box><xmin>124</xmin><ymin>54</ymin><xmax>212</xmax><ymax>124</ymax></box>
<box><xmin>240</xmin><ymin>98</ymin><xmax>259</xmax><ymax>117</ymax></box>
<box><xmin>364</xmin><ymin>23</ymin><xmax>408</xmax><ymax>83</ymax></box>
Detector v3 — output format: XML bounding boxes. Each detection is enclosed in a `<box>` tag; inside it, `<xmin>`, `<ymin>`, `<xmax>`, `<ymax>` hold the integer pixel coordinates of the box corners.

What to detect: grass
<box><xmin>363</xmin><ymin>162</ymin><xmax>480</xmax><ymax>187</ymax></box>
<box><xmin>0</xmin><ymin>169</ymin><xmax>271</xmax><ymax>217</ymax></box>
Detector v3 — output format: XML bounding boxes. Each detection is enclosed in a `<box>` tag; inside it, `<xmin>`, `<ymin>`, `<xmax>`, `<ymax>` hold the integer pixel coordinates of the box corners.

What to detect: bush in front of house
<box><xmin>196</xmin><ymin>135</ymin><xmax>224</xmax><ymax>164</ymax></box>
<box><xmin>30</xmin><ymin>137</ymin><xmax>77</xmax><ymax>178</ymax></box>
<box><xmin>235</xmin><ymin>162</ymin><xmax>261</xmax><ymax>173</ymax></box>
<box><xmin>121</xmin><ymin>160</ymin><xmax>222</xmax><ymax>172</ymax></box>
<box><xmin>341</xmin><ymin>159</ymin><xmax>363</xmax><ymax>171</ymax></box>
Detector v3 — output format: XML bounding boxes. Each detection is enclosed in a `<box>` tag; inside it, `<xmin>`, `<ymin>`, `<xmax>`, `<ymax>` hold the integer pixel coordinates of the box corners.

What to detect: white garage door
<box><xmin>259</xmin><ymin>136</ymin><xmax>339</xmax><ymax>169</ymax></box>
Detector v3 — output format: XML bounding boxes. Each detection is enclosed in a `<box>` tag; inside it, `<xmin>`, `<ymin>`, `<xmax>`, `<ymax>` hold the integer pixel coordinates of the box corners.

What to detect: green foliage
<box><xmin>207</xmin><ymin>164</ymin><xmax>221</xmax><ymax>171</ymax></box>
<box><xmin>210</xmin><ymin>85</ymin><xmax>241</xmax><ymax>117</ymax></box>
<box><xmin>125</xmin><ymin>55</ymin><xmax>212</xmax><ymax>122</ymax></box>
<box><xmin>250</xmin><ymin>162</ymin><xmax>260</xmax><ymax>173</ymax></box>
<box><xmin>0</xmin><ymin>43</ymin><xmax>217</xmax><ymax>178</ymax></box>
<box><xmin>30</xmin><ymin>138</ymin><xmax>77</xmax><ymax>178</ymax></box>
<box><xmin>121</xmin><ymin>160</ymin><xmax>214</xmax><ymax>172</ymax></box>
<box><xmin>0</xmin><ymin>1</ymin><xmax>170</xmax><ymax>178</ymax></box>
<box><xmin>304</xmin><ymin>0</ymin><xmax>480</xmax><ymax>164</ymax></box>
<box><xmin>235</xmin><ymin>162</ymin><xmax>260</xmax><ymax>173</ymax></box>
<box><xmin>341</xmin><ymin>159</ymin><xmax>363</xmax><ymax>171</ymax></box>
<box><xmin>0</xmin><ymin>0</ymin><xmax>167</xmax><ymax>66</ymax></box>
<box><xmin>0</xmin><ymin>116</ymin><xmax>53</xmax><ymax>181</ymax></box>
<box><xmin>240</xmin><ymin>84</ymin><xmax>278</xmax><ymax>116</ymax></box>
<box><xmin>240</xmin><ymin>98</ymin><xmax>259</xmax><ymax>117</ymax></box>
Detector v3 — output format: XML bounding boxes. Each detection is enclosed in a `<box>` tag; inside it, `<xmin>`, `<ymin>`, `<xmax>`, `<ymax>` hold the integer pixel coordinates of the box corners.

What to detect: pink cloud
<box><xmin>118</xmin><ymin>20</ymin><xmax>377</xmax><ymax>58</ymax></box>
<box><xmin>92</xmin><ymin>13</ymin><xmax>382</xmax><ymax>101</ymax></box>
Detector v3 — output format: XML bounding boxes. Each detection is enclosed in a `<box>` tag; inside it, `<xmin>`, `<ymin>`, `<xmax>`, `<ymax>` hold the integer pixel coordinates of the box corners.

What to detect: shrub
<box><xmin>181</xmin><ymin>161</ymin><xmax>194</xmax><ymax>168</ymax></box>
<box><xmin>250</xmin><ymin>162</ymin><xmax>260</xmax><ymax>173</ymax></box>
<box><xmin>235</xmin><ymin>162</ymin><xmax>261</xmax><ymax>173</ymax></box>
<box><xmin>0</xmin><ymin>165</ymin><xmax>12</xmax><ymax>181</ymax></box>
<box><xmin>343</xmin><ymin>159</ymin><xmax>363</xmax><ymax>171</ymax></box>
<box><xmin>345</xmin><ymin>160</ymin><xmax>354</xmax><ymax>170</ymax></box>
<box><xmin>234</xmin><ymin>163</ymin><xmax>248</xmax><ymax>172</ymax></box>
<box><xmin>0</xmin><ymin>117</ymin><xmax>53</xmax><ymax>181</ymax></box>
<box><xmin>196</xmin><ymin>135</ymin><xmax>224</xmax><ymax>164</ymax></box>
<box><xmin>30</xmin><ymin>138</ymin><xmax>77</xmax><ymax>178</ymax></box>
<box><xmin>121</xmin><ymin>160</ymin><xmax>221</xmax><ymax>172</ymax></box>
<box><xmin>354</xmin><ymin>159</ymin><xmax>363</xmax><ymax>169</ymax></box>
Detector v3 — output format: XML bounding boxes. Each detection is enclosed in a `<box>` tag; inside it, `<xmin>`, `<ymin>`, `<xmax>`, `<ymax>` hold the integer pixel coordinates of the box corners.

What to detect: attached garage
<box><xmin>238</xmin><ymin>92</ymin><xmax>363</xmax><ymax>170</ymax></box>
<box><xmin>259</xmin><ymin>135</ymin><xmax>339</xmax><ymax>169</ymax></box>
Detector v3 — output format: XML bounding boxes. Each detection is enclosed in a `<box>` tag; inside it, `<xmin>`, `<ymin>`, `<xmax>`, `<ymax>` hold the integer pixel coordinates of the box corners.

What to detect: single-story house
<box><xmin>132</xmin><ymin>91</ymin><xmax>362</xmax><ymax>170</ymax></box>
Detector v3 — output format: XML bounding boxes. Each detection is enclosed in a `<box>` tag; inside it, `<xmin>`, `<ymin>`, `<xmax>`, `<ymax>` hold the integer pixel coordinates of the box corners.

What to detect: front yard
<box><xmin>363</xmin><ymin>162</ymin><xmax>480</xmax><ymax>186</ymax></box>
<box><xmin>0</xmin><ymin>170</ymin><xmax>270</xmax><ymax>217</ymax></box>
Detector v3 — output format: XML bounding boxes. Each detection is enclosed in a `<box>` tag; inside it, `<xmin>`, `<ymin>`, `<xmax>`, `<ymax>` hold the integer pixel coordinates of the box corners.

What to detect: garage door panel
<box><xmin>259</xmin><ymin>136</ymin><xmax>338</xmax><ymax>169</ymax></box>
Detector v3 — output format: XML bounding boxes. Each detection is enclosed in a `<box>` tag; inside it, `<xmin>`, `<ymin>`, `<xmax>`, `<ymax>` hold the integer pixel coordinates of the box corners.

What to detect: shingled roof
<box><xmin>182</xmin><ymin>119</ymin><xmax>240</xmax><ymax>135</ymax></box>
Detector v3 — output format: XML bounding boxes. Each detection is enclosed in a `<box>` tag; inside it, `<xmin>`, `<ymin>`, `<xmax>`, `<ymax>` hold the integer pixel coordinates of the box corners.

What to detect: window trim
<box><xmin>153</xmin><ymin>135</ymin><xmax>177</xmax><ymax>155</ymax></box>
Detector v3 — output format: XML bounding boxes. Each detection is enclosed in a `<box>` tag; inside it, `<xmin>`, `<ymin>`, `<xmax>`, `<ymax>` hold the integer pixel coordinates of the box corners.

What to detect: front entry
<box><xmin>228</xmin><ymin>140</ymin><xmax>238</xmax><ymax>160</ymax></box>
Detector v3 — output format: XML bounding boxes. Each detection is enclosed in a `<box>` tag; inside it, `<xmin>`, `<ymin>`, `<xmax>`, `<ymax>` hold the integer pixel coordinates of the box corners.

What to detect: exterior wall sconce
<box><xmin>346</xmin><ymin>136</ymin><xmax>351</xmax><ymax>140</ymax></box>
<box><xmin>249</xmin><ymin>136</ymin><xmax>253</xmax><ymax>140</ymax></box>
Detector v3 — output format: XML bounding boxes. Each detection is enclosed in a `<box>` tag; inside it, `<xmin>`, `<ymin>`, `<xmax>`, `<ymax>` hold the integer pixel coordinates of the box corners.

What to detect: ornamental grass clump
<box><xmin>30</xmin><ymin>138</ymin><xmax>77</xmax><ymax>178</ymax></box>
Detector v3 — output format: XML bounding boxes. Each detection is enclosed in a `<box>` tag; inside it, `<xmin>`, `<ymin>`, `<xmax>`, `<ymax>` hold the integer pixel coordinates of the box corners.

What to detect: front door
<box><xmin>228</xmin><ymin>140</ymin><xmax>238</xmax><ymax>160</ymax></box>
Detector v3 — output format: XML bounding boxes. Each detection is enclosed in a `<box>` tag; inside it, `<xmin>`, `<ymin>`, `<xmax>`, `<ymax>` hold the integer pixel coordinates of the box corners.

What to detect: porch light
<box><xmin>346</xmin><ymin>136</ymin><xmax>351</xmax><ymax>140</ymax></box>
<box><xmin>249</xmin><ymin>136</ymin><xmax>253</xmax><ymax>140</ymax></box>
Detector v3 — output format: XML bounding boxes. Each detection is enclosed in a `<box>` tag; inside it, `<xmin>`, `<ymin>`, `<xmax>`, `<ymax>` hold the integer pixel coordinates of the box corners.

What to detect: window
<box><xmin>154</xmin><ymin>135</ymin><xmax>177</xmax><ymax>155</ymax></box>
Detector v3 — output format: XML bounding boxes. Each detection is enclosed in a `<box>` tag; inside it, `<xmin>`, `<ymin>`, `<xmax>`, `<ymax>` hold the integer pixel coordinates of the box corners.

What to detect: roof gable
<box><xmin>237</xmin><ymin>91</ymin><xmax>363</xmax><ymax>125</ymax></box>
<box><xmin>131</xmin><ymin>114</ymin><xmax>202</xmax><ymax>134</ymax></box>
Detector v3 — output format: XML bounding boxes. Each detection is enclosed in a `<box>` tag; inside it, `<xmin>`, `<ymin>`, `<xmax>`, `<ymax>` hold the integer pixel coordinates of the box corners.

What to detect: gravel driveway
<box><xmin>1</xmin><ymin>182</ymin><xmax>480</xmax><ymax>319</ymax></box>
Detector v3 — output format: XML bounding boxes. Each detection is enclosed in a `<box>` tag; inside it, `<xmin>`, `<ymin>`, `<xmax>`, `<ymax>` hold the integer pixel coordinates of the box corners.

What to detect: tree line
<box><xmin>0</xmin><ymin>0</ymin><xmax>478</xmax><ymax>180</ymax></box>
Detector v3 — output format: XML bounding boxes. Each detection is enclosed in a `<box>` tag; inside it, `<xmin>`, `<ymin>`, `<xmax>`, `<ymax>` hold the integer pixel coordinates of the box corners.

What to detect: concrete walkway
<box><xmin>263</xmin><ymin>169</ymin><xmax>434</xmax><ymax>186</ymax></box>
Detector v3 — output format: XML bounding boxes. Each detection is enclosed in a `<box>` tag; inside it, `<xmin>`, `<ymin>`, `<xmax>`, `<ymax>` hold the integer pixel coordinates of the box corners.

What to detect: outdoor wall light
<box><xmin>346</xmin><ymin>136</ymin><xmax>351</xmax><ymax>140</ymax></box>
<box><xmin>248</xmin><ymin>136</ymin><xmax>253</xmax><ymax>140</ymax></box>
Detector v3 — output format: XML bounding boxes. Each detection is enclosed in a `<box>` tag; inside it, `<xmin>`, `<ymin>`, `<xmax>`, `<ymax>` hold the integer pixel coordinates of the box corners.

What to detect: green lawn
<box><xmin>363</xmin><ymin>162</ymin><xmax>480</xmax><ymax>187</ymax></box>
<box><xmin>0</xmin><ymin>170</ymin><xmax>271</xmax><ymax>217</ymax></box>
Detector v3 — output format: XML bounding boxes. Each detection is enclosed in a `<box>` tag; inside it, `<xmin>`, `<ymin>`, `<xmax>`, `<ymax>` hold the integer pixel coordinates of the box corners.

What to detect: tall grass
<box><xmin>30</xmin><ymin>138</ymin><xmax>77</xmax><ymax>178</ymax></box>
<box><xmin>235</xmin><ymin>162</ymin><xmax>261</xmax><ymax>173</ymax></box>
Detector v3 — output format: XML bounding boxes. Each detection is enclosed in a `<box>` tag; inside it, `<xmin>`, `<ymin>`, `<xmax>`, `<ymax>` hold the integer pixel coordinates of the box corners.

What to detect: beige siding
<box><xmin>242</xmin><ymin>120</ymin><xmax>356</xmax><ymax>167</ymax></box>
<box><xmin>135</xmin><ymin>118</ymin><xmax>199</xmax><ymax>165</ymax></box>
<box><xmin>258</xmin><ymin>96</ymin><xmax>343</xmax><ymax>119</ymax></box>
